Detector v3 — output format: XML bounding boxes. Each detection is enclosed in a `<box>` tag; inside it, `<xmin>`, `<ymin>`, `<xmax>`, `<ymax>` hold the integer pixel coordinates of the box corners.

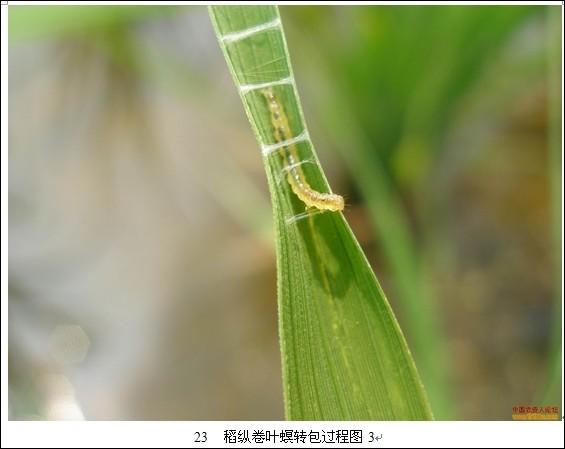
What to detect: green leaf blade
<box><xmin>209</xmin><ymin>5</ymin><xmax>433</xmax><ymax>421</ymax></box>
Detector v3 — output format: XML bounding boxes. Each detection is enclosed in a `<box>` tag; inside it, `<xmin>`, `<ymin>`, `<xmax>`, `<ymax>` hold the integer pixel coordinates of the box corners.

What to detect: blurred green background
<box><xmin>8</xmin><ymin>5</ymin><xmax>562</xmax><ymax>420</ymax></box>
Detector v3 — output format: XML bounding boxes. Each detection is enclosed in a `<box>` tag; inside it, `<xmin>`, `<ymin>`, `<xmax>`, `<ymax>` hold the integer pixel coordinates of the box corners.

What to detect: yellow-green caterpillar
<box><xmin>262</xmin><ymin>88</ymin><xmax>344</xmax><ymax>212</ymax></box>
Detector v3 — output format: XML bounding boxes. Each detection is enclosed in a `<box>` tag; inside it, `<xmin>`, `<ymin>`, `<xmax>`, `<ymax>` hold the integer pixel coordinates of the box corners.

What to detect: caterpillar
<box><xmin>262</xmin><ymin>88</ymin><xmax>344</xmax><ymax>212</ymax></box>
